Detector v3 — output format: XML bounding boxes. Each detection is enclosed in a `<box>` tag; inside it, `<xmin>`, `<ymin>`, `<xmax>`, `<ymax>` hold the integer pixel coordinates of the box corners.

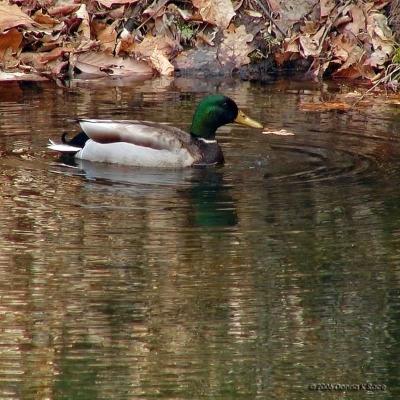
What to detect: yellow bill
<box><xmin>234</xmin><ymin>110</ymin><xmax>263</xmax><ymax>129</ymax></box>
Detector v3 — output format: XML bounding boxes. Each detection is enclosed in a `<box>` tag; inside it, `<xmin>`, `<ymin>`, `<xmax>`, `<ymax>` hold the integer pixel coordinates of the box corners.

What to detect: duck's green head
<box><xmin>190</xmin><ymin>95</ymin><xmax>262</xmax><ymax>140</ymax></box>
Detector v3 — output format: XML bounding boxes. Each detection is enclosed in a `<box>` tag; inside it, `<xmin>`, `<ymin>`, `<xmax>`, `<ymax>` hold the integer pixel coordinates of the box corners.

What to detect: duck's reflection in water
<box><xmin>56</xmin><ymin>158</ymin><xmax>238</xmax><ymax>228</ymax></box>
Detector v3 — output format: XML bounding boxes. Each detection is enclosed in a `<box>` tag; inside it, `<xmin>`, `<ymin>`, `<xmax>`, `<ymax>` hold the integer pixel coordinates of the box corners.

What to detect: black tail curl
<box><xmin>62</xmin><ymin>131</ymin><xmax>89</xmax><ymax>148</ymax></box>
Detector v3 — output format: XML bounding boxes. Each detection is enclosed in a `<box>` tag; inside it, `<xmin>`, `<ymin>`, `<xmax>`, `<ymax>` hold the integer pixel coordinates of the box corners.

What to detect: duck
<box><xmin>47</xmin><ymin>94</ymin><xmax>263</xmax><ymax>168</ymax></box>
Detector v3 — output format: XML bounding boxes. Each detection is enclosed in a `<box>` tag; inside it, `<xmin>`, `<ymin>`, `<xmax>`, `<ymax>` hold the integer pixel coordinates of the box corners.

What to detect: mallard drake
<box><xmin>48</xmin><ymin>94</ymin><xmax>262</xmax><ymax>168</ymax></box>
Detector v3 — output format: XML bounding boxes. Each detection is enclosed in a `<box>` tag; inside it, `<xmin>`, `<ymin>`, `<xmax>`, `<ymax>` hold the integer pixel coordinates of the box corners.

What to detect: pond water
<box><xmin>0</xmin><ymin>76</ymin><xmax>400</xmax><ymax>399</ymax></box>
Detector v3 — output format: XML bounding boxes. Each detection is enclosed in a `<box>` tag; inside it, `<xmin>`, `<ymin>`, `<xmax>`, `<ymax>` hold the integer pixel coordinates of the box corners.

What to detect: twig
<box><xmin>252</xmin><ymin>0</ymin><xmax>286</xmax><ymax>37</ymax></box>
<box><xmin>135</xmin><ymin>0</ymin><xmax>169</xmax><ymax>32</ymax></box>
<box><xmin>350</xmin><ymin>64</ymin><xmax>400</xmax><ymax>107</ymax></box>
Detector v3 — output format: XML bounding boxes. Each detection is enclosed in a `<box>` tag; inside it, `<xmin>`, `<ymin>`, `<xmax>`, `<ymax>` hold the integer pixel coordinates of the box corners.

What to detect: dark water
<box><xmin>0</xmin><ymin>77</ymin><xmax>400</xmax><ymax>399</ymax></box>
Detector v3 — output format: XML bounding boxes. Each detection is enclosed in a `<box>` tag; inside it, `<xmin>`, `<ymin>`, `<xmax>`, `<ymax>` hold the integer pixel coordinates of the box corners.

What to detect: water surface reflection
<box><xmin>0</xmin><ymin>78</ymin><xmax>400</xmax><ymax>399</ymax></box>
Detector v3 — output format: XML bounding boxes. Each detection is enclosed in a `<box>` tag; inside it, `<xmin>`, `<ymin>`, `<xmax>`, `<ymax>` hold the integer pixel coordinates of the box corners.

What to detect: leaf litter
<box><xmin>0</xmin><ymin>0</ymin><xmax>396</xmax><ymax>84</ymax></box>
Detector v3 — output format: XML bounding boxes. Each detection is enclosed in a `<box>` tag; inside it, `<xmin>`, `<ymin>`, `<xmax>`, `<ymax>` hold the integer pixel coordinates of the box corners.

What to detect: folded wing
<box><xmin>78</xmin><ymin>119</ymin><xmax>190</xmax><ymax>152</ymax></box>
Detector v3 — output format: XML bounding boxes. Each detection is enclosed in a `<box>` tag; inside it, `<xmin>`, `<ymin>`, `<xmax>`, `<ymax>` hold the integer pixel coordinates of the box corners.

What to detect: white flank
<box><xmin>77</xmin><ymin>139</ymin><xmax>195</xmax><ymax>168</ymax></box>
<box><xmin>47</xmin><ymin>140</ymin><xmax>81</xmax><ymax>153</ymax></box>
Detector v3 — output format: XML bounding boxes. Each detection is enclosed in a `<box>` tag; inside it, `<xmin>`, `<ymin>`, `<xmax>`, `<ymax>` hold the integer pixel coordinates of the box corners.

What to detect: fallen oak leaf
<box><xmin>37</xmin><ymin>46</ymin><xmax>71</xmax><ymax>64</ymax></box>
<box><xmin>218</xmin><ymin>24</ymin><xmax>254</xmax><ymax>68</ymax></box>
<box><xmin>192</xmin><ymin>0</ymin><xmax>235</xmax><ymax>30</ymax></box>
<box><xmin>130</xmin><ymin>34</ymin><xmax>178</xmax><ymax>75</ymax></box>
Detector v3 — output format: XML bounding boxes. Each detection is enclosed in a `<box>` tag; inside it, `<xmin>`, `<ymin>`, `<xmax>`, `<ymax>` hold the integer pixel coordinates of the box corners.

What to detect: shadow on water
<box><xmin>1</xmin><ymin>77</ymin><xmax>400</xmax><ymax>399</ymax></box>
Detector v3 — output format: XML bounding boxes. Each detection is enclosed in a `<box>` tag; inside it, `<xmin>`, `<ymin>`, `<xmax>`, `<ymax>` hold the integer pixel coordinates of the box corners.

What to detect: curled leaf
<box><xmin>76</xmin><ymin>4</ymin><xmax>90</xmax><ymax>41</ymax></box>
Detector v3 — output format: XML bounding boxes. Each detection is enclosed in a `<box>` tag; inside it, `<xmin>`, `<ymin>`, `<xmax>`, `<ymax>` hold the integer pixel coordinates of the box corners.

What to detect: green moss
<box><xmin>177</xmin><ymin>21</ymin><xmax>195</xmax><ymax>44</ymax></box>
<box><xmin>392</xmin><ymin>46</ymin><xmax>400</xmax><ymax>64</ymax></box>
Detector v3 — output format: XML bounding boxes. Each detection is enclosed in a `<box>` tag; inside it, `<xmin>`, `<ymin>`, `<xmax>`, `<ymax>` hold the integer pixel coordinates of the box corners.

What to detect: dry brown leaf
<box><xmin>143</xmin><ymin>0</ymin><xmax>168</xmax><ymax>18</ymax></box>
<box><xmin>219</xmin><ymin>24</ymin><xmax>254</xmax><ymax>68</ymax></box>
<box><xmin>32</xmin><ymin>9</ymin><xmax>60</xmax><ymax>27</ymax></box>
<box><xmin>192</xmin><ymin>0</ymin><xmax>235</xmax><ymax>29</ymax></box>
<box><xmin>131</xmin><ymin>34</ymin><xmax>177</xmax><ymax>75</ymax></box>
<box><xmin>75</xmin><ymin>52</ymin><xmax>153</xmax><ymax>77</ymax></box>
<box><xmin>300</xmin><ymin>21</ymin><xmax>320</xmax><ymax>35</ymax></box>
<box><xmin>299</xmin><ymin>26</ymin><xmax>324</xmax><ymax>57</ymax></box>
<box><xmin>367</xmin><ymin>12</ymin><xmax>394</xmax><ymax>55</ymax></box>
<box><xmin>108</xmin><ymin>5</ymin><xmax>126</xmax><ymax>19</ymax></box>
<box><xmin>17</xmin><ymin>50</ymin><xmax>68</xmax><ymax>78</ymax></box>
<box><xmin>266</xmin><ymin>0</ymin><xmax>281</xmax><ymax>14</ymax></box>
<box><xmin>94</xmin><ymin>0</ymin><xmax>139</xmax><ymax>8</ymax></box>
<box><xmin>133</xmin><ymin>34</ymin><xmax>177</xmax><ymax>58</ymax></box>
<box><xmin>93</xmin><ymin>21</ymin><xmax>118</xmax><ymax>53</ymax></box>
<box><xmin>76</xmin><ymin>4</ymin><xmax>91</xmax><ymax>41</ymax></box>
<box><xmin>333</xmin><ymin>44</ymin><xmax>363</xmax><ymax>72</ymax></box>
<box><xmin>38</xmin><ymin>46</ymin><xmax>71</xmax><ymax>64</ymax></box>
<box><xmin>196</xmin><ymin>30</ymin><xmax>216</xmax><ymax>46</ymax></box>
<box><xmin>0</xmin><ymin>2</ymin><xmax>35</xmax><ymax>32</ymax></box>
<box><xmin>275</xmin><ymin>36</ymin><xmax>300</xmax><ymax>65</ymax></box>
<box><xmin>333</xmin><ymin>15</ymin><xmax>352</xmax><ymax>28</ymax></box>
<box><xmin>333</xmin><ymin>62</ymin><xmax>376</xmax><ymax>81</ymax></box>
<box><xmin>47</xmin><ymin>4</ymin><xmax>80</xmax><ymax>17</ymax></box>
<box><xmin>320</xmin><ymin>0</ymin><xmax>336</xmax><ymax>18</ymax></box>
<box><xmin>0</xmin><ymin>28</ymin><xmax>22</xmax><ymax>60</ymax></box>
<box><xmin>344</xmin><ymin>4</ymin><xmax>366</xmax><ymax>36</ymax></box>
<box><xmin>150</xmin><ymin>48</ymin><xmax>174</xmax><ymax>75</ymax></box>
<box><xmin>330</xmin><ymin>33</ymin><xmax>356</xmax><ymax>61</ymax></box>
<box><xmin>167</xmin><ymin>4</ymin><xmax>194</xmax><ymax>21</ymax></box>
<box><xmin>299</xmin><ymin>102</ymin><xmax>351</xmax><ymax>112</ymax></box>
